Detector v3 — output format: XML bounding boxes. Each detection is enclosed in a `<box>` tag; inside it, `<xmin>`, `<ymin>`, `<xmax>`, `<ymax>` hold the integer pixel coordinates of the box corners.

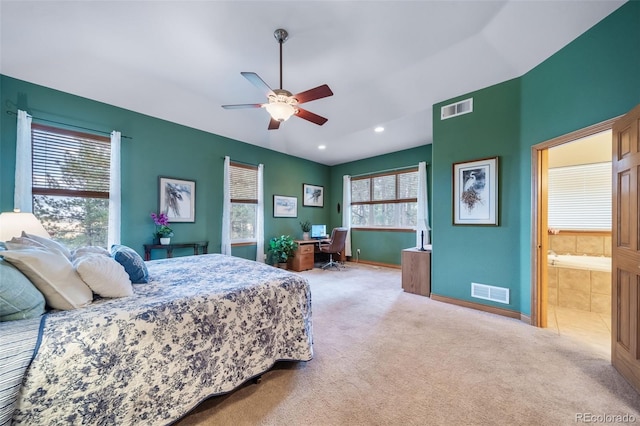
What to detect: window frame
<box><xmin>350</xmin><ymin>168</ymin><xmax>418</xmax><ymax>231</ymax></box>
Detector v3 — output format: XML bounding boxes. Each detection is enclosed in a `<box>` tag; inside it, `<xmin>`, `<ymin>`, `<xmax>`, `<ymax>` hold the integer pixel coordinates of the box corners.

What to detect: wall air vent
<box><xmin>441</xmin><ymin>98</ymin><xmax>473</xmax><ymax>120</ymax></box>
<box><xmin>471</xmin><ymin>282</ymin><xmax>509</xmax><ymax>304</ymax></box>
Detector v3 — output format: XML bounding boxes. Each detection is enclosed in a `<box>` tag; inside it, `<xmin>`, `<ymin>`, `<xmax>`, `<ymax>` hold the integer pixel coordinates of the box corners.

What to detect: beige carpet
<box><xmin>177</xmin><ymin>263</ymin><xmax>640</xmax><ymax>425</ymax></box>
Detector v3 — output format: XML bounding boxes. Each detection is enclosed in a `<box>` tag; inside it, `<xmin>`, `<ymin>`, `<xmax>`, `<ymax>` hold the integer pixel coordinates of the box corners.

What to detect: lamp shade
<box><xmin>0</xmin><ymin>211</ymin><xmax>50</xmax><ymax>241</ymax></box>
<box><xmin>265</xmin><ymin>102</ymin><xmax>295</xmax><ymax>122</ymax></box>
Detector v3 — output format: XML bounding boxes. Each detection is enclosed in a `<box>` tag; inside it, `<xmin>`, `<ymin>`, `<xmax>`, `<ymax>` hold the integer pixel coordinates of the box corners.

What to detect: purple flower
<box><xmin>151</xmin><ymin>212</ymin><xmax>169</xmax><ymax>226</ymax></box>
<box><xmin>151</xmin><ymin>212</ymin><xmax>173</xmax><ymax>237</ymax></box>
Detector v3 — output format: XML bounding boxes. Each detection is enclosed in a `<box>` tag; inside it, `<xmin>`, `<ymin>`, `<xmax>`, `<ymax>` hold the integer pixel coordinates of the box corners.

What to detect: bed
<box><xmin>3</xmin><ymin>253</ymin><xmax>313</xmax><ymax>425</ymax></box>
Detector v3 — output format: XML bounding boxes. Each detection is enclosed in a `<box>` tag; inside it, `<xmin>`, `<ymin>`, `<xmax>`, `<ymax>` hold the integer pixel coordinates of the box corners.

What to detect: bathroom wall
<box><xmin>547</xmin><ymin>265</ymin><xmax>610</xmax><ymax>314</ymax></box>
<box><xmin>548</xmin><ymin>233</ymin><xmax>611</xmax><ymax>257</ymax></box>
<box><xmin>547</xmin><ymin>232</ymin><xmax>611</xmax><ymax>314</ymax></box>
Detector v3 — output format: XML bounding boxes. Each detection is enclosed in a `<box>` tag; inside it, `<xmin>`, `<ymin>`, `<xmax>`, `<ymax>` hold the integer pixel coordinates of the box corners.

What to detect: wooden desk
<box><xmin>143</xmin><ymin>241</ymin><xmax>209</xmax><ymax>261</ymax></box>
<box><xmin>401</xmin><ymin>247</ymin><xmax>431</xmax><ymax>296</ymax></box>
<box><xmin>289</xmin><ymin>240</ymin><xmax>322</xmax><ymax>272</ymax></box>
<box><xmin>289</xmin><ymin>239</ymin><xmax>346</xmax><ymax>272</ymax></box>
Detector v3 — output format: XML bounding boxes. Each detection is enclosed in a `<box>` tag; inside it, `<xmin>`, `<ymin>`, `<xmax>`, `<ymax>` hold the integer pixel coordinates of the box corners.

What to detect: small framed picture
<box><xmin>303</xmin><ymin>183</ymin><xmax>324</xmax><ymax>207</ymax></box>
<box><xmin>159</xmin><ymin>176</ymin><xmax>196</xmax><ymax>222</ymax></box>
<box><xmin>273</xmin><ymin>195</ymin><xmax>298</xmax><ymax>218</ymax></box>
<box><xmin>452</xmin><ymin>156</ymin><xmax>498</xmax><ymax>225</ymax></box>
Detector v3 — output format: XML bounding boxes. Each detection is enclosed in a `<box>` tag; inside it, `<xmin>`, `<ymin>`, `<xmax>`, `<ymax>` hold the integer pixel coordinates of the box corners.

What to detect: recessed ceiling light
<box><xmin>318</xmin><ymin>145</ymin><xmax>326</xmax><ymax>150</ymax></box>
<box><xmin>374</xmin><ymin>126</ymin><xmax>384</xmax><ymax>133</ymax></box>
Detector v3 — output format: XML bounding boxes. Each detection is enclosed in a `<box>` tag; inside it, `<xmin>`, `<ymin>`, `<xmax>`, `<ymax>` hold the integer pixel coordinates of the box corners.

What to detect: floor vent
<box><xmin>471</xmin><ymin>282</ymin><xmax>509</xmax><ymax>304</ymax></box>
<box><xmin>441</xmin><ymin>98</ymin><xmax>473</xmax><ymax>120</ymax></box>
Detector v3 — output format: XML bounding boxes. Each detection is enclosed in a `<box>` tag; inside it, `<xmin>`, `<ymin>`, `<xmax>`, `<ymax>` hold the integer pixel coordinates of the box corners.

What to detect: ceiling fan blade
<box><xmin>221</xmin><ymin>103</ymin><xmax>263</xmax><ymax>109</ymax></box>
<box><xmin>241</xmin><ymin>72</ymin><xmax>275</xmax><ymax>97</ymax></box>
<box><xmin>295</xmin><ymin>108</ymin><xmax>328</xmax><ymax>126</ymax></box>
<box><xmin>293</xmin><ymin>84</ymin><xmax>333</xmax><ymax>104</ymax></box>
<box><xmin>268</xmin><ymin>118</ymin><xmax>281</xmax><ymax>130</ymax></box>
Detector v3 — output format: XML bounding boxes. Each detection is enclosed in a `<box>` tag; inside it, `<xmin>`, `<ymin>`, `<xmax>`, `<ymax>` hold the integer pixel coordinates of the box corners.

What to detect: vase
<box><xmin>160</xmin><ymin>237</ymin><xmax>171</xmax><ymax>245</ymax></box>
<box><xmin>302</xmin><ymin>232</ymin><xmax>310</xmax><ymax>241</ymax></box>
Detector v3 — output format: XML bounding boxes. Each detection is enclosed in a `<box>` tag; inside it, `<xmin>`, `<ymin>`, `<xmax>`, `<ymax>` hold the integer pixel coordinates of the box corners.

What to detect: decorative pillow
<box><xmin>0</xmin><ymin>248</ymin><xmax>93</xmax><ymax>310</ymax></box>
<box><xmin>111</xmin><ymin>244</ymin><xmax>149</xmax><ymax>284</ymax></box>
<box><xmin>0</xmin><ymin>258</ymin><xmax>46</xmax><ymax>321</ymax></box>
<box><xmin>74</xmin><ymin>255</ymin><xmax>133</xmax><ymax>298</ymax></box>
<box><xmin>21</xmin><ymin>231</ymin><xmax>73</xmax><ymax>260</ymax></box>
<box><xmin>72</xmin><ymin>245</ymin><xmax>111</xmax><ymax>260</ymax></box>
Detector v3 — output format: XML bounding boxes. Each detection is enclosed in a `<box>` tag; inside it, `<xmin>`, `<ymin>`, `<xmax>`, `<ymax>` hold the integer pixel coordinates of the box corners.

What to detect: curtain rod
<box><xmin>6</xmin><ymin>110</ymin><xmax>132</xmax><ymax>139</ymax></box>
<box><xmin>350</xmin><ymin>163</ymin><xmax>426</xmax><ymax>178</ymax></box>
<box><xmin>222</xmin><ymin>157</ymin><xmax>260</xmax><ymax>168</ymax></box>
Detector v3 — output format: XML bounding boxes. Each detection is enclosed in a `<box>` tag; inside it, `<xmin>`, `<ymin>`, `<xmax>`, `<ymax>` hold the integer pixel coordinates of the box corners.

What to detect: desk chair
<box><xmin>319</xmin><ymin>227</ymin><xmax>348</xmax><ymax>270</ymax></box>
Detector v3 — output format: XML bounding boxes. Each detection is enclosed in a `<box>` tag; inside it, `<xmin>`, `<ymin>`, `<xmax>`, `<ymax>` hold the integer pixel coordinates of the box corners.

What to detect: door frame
<box><xmin>530</xmin><ymin>117</ymin><xmax>618</xmax><ymax>327</ymax></box>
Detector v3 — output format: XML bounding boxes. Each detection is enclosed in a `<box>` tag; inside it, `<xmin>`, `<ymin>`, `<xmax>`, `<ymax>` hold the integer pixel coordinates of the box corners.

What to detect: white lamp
<box><xmin>0</xmin><ymin>210</ymin><xmax>50</xmax><ymax>241</ymax></box>
<box><xmin>265</xmin><ymin>102</ymin><xmax>296</xmax><ymax>122</ymax></box>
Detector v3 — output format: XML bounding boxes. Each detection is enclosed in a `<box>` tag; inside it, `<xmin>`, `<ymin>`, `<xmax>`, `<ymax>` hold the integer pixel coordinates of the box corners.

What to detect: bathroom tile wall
<box><xmin>547</xmin><ymin>266</ymin><xmax>611</xmax><ymax>314</ymax></box>
<box><xmin>549</xmin><ymin>233</ymin><xmax>611</xmax><ymax>256</ymax></box>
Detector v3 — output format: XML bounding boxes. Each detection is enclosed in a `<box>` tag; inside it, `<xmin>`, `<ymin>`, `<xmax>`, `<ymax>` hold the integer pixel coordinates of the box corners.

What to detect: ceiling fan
<box><xmin>222</xmin><ymin>28</ymin><xmax>333</xmax><ymax>130</ymax></box>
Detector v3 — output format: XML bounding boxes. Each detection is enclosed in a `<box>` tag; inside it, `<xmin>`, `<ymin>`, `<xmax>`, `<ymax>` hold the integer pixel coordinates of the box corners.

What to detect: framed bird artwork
<box><xmin>452</xmin><ymin>156</ymin><xmax>498</xmax><ymax>225</ymax></box>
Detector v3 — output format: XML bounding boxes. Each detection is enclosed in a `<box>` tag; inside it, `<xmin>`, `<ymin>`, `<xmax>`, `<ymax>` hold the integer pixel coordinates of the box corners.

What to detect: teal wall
<box><xmin>432</xmin><ymin>79</ymin><xmax>522</xmax><ymax>310</ymax></box>
<box><xmin>432</xmin><ymin>1</ymin><xmax>640</xmax><ymax>315</ymax></box>
<box><xmin>329</xmin><ymin>145</ymin><xmax>432</xmax><ymax>265</ymax></box>
<box><xmin>0</xmin><ymin>76</ymin><xmax>331</xmax><ymax>259</ymax></box>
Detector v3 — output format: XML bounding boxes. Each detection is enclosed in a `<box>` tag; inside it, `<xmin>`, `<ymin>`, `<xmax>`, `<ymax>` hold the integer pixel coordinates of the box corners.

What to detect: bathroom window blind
<box><xmin>547</xmin><ymin>162</ymin><xmax>611</xmax><ymax>231</ymax></box>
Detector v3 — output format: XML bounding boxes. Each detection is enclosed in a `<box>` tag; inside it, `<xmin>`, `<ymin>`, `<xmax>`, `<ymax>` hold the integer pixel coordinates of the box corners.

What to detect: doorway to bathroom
<box><xmin>531</xmin><ymin>119</ymin><xmax>615</xmax><ymax>357</ymax></box>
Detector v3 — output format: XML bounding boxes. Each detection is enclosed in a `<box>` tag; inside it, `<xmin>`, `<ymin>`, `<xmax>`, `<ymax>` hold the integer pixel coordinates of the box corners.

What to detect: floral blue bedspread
<box><xmin>12</xmin><ymin>254</ymin><xmax>313</xmax><ymax>425</ymax></box>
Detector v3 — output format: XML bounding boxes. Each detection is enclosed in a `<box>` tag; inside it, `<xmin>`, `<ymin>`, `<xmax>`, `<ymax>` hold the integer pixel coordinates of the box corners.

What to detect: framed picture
<box><xmin>159</xmin><ymin>176</ymin><xmax>196</xmax><ymax>222</ymax></box>
<box><xmin>303</xmin><ymin>183</ymin><xmax>324</xmax><ymax>207</ymax></box>
<box><xmin>273</xmin><ymin>195</ymin><xmax>298</xmax><ymax>218</ymax></box>
<box><xmin>452</xmin><ymin>156</ymin><xmax>499</xmax><ymax>225</ymax></box>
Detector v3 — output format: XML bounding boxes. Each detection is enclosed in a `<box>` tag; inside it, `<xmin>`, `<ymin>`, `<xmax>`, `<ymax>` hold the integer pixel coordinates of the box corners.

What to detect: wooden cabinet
<box><xmin>289</xmin><ymin>241</ymin><xmax>316</xmax><ymax>272</ymax></box>
<box><xmin>401</xmin><ymin>248</ymin><xmax>431</xmax><ymax>296</ymax></box>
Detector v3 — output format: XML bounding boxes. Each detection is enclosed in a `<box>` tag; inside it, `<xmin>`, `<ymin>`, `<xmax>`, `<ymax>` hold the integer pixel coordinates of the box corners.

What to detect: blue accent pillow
<box><xmin>110</xmin><ymin>244</ymin><xmax>149</xmax><ymax>284</ymax></box>
<box><xmin>0</xmin><ymin>258</ymin><xmax>46</xmax><ymax>321</ymax></box>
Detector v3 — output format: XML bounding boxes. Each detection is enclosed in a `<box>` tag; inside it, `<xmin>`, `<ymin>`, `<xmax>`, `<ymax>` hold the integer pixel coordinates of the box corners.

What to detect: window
<box><xmin>351</xmin><ymin>169</ymin><xmax>418</xmax><ymax>228</ymax></box>
<box><xmin>31</xmin><ymin>124</ymin><xmax>111</xmax><ymax>248</ymax></box>
<box><xmin>548</xmin><ymin>162</ymin><xmax>611</xmax><ymax>231</ymax></box>
<box><xmin>230</xmin><ymin>162</ymin><xmax>258</xmax><ymax>243</ymax></box>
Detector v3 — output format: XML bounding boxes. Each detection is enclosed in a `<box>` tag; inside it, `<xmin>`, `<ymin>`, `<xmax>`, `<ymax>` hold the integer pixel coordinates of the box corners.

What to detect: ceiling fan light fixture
<box><xmin>265</xmin><ymin>102</ymin><xmax>296</xmax><ymax>122</ymax></box>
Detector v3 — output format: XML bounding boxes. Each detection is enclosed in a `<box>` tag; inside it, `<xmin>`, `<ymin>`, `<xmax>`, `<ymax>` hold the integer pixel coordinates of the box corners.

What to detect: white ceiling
<box><xmin>0</xmin><ymin>1</ymin><xmax>625</xmax><ymax>166</ymax></box>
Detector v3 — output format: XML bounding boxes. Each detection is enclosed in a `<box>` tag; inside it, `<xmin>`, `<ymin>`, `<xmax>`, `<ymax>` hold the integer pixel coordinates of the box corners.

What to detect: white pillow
<box><xmin>72</xmin><ymin>246</ymin><xmax>111</xmax><ymax>261</ymax></box>
<box><xmin>74</xmin><ymin>255</ymin><xmax>133</xmax><ymax>298</ymax></box>
<box><xmin>21</xmin><ymin>231</ymin><xmax>73</xmax><ymax>260</ymax></box>
<box><xmin>0</xmin><ymin>248</ymin><xmax>93</xmax><ymax>310</ymax></box>
<box><xmin>4</xmin><ymin>237</ymin><xmax>47</xmax><ymax>250</ymax></box>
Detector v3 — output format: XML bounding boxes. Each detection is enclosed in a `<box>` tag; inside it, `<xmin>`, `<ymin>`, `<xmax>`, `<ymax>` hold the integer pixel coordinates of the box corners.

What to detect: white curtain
<box><xmin>256</xmin><ymin>163</ymin><xmax>265</xmax><ymax>262</ymax></box>
<box><xmin>416</xmin><ymin>161</ymin><xmax>430</xmax><ymax>247</ymax></box>
<box><xmin>342</xmin><ymin>175</ymin><xmax>352</xmax><ymax>257</ymax></box>
<box><xmin>221</xmin><ymin>156</ymin><xmax>232</xmax><ymax>255</ymax></box>
<box><xmin>107</xmin><ymin>131</ymin><xmax>121</xmax><ymax>248</ymax></box>
<box><xmin>14</xmin><ymin>110</ymin><xmax>33</xmax><ymax>212</ymax></box>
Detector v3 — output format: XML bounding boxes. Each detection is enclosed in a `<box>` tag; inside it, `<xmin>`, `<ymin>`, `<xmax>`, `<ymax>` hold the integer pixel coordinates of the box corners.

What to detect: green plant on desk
<box><xmin>299</xmin><ymin>220</ymin><xmax>311</xmax><ymax>232</ymax></box>
<box><xmin>268</xmin><ymin>235</ymin><xmax>297</xmax><ymax>265</ymax></box>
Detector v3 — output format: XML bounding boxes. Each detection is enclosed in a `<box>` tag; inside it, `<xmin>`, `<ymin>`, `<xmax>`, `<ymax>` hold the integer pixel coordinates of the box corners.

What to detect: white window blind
<box><xmin>548</xmin><ymin>162</ymin><xmax>611</xmax><ymax>230</ymax></box>
<box><xmin>31</xmin><ymin>124</ymin><xmax>111</xmax><ymax>248</ymax></box>
<box><xmin>230</xmin><ymin>162</ymin><xmax>258</xmax><ymax>242</ymax></box>
<box><xmin>32</xmin><ymin>124</ymin><xmax>111</xmax><ymax>196</ymax></box>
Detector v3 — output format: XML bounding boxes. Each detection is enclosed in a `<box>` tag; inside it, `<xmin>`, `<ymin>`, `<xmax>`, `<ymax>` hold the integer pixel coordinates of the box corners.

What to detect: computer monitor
<box><xmin>310</xmin><ymin>224</ymin><xmax>326</xmax><ymax>239</ymax></box>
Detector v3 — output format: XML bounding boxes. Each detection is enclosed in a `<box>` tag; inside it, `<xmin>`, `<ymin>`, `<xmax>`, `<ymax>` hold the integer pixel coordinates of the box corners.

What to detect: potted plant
<box><xmin>300</xmin><ymin>220</ymin><xmax>312</xmax><ymax>240</ymax></box>
<box><xmin>268</xmin><ymin>235</ymin><xmax>297</xmax><ymax>268</ymax></box>
<box><xmin>151</xmin><ymin>212</ymin><xmax>174</xmax><ymax>245</ymax></box>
